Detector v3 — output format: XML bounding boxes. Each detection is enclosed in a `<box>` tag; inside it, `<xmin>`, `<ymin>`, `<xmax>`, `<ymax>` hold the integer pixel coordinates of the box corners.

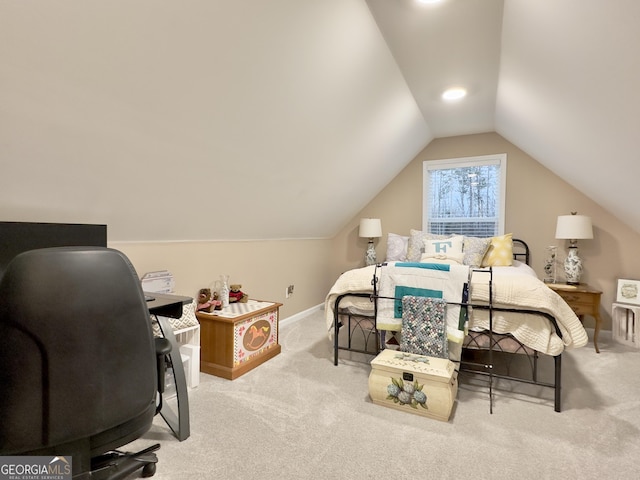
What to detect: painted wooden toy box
<box><xmin>368</xmin><ymin>349</ymin><xmax>458</xmax><ymax>422</ymax></box>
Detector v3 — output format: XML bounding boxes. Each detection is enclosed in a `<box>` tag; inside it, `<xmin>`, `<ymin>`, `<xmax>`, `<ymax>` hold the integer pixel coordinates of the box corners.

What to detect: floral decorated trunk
<box><xmin>368</xmin><ymin>349</ymin><xmax>458</xmax><ymax>421</ymax></box>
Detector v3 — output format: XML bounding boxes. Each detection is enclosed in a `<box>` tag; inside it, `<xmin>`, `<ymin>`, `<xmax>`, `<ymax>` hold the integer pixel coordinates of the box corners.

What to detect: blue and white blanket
<box><xmin>375</xmin><ymin>262</ymin><xmax>469</xmax><ymax>338</ymax></box>
<box><xmin>376</xmin><ymin>262</ymin><xmax>469</xmax><ymax>362</ymax></box>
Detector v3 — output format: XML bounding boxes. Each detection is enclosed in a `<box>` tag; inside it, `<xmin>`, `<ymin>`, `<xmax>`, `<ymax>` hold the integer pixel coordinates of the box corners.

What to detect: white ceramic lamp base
<box><xmin>365</xmin><ymin>240</ymin><xmax>377</xmax><ymax>266</ymax></box>
<box><xmin>564</xmin><ymin>246</ymin><xmax>583</xmax><ymax>285</ymax></box>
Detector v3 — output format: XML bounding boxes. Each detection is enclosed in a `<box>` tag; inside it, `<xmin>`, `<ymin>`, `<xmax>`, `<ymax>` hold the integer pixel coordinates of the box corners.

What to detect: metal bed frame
<box><xmin>332</xmin><ymin>239</ymin><xmax>563</xmax><ymax>413</ymax></box>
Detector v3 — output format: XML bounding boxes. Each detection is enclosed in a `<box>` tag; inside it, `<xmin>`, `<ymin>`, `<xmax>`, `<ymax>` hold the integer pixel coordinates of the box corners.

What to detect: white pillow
<box><xmin>420</xmin><ymin>235</ymin><xmax>464</xmax><ymax>264</ymax></box>
<box><xmin>385</xmin><ymin>233</ymin><xmax>409</xmax><ymax>262</ymax></box>
<box><xmin>406</xmin><ymin>229</ymin><xmax>449</xmax><ymax>262</ymax></box>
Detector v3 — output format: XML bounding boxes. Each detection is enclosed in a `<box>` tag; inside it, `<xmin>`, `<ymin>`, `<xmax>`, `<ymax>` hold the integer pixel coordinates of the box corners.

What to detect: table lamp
<box><xmin>359</xmin><ymin>218</ymin><xmax>382</xmax><ymax>266</ymax></box>
<box><xmin>555</xmin><ymin>212</ymin><xmax>593</xmax><ymax>285</ymax></box>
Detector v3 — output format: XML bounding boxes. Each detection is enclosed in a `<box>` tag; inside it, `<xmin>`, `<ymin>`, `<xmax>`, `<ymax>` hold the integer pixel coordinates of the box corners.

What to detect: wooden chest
<box><xmin>369</xmin><ymin>349</ymin><xmax>458</xmax><ymax>422</ymax></box>
<box><xmin>196</xmin><ymin>300</ymin><xmax>282</xmax><ymax>380</ymax></box>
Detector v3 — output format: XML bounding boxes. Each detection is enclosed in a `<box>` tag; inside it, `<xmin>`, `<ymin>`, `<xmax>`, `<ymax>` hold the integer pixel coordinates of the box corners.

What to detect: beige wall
<box><xmin>331</xmin><ymin>132</ymin><xmax>640</xmax><ymax>330</ymax></box>
<box><xmin>111</xmin><ymin>238</ymin><xmax>333</xmax><ymax>321</ymax></box>
<box><xmin>58</xmin><ymin>131</ymin><xmax>639</xmax><ymax>330</ymax></box>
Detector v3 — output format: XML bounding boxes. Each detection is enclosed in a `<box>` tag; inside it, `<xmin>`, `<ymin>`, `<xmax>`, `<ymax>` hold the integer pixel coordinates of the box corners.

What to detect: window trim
<box><xmin>422</xmin><ymin>154</ymin><xmax>507</xmax><ymax>236</ymax></box>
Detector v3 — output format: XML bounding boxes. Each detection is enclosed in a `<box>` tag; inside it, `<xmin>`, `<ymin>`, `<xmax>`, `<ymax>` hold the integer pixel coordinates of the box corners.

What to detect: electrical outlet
<box><xmin>286</xmin><ymin>284</ymin><xmax>294</xmax><ymax>298</ymax></box>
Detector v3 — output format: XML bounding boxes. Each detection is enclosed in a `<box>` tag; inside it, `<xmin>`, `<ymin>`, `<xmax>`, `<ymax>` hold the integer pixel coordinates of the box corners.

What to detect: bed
<box><xmin>324</xmin><ymin>234</ymin><xmax>588</xmax><ymax>412</ymax></box>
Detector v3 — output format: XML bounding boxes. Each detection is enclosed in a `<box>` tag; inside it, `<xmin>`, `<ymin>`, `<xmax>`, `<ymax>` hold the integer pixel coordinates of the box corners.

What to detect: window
<box><xmin>422</xmin><ymin>154</ymin><xmax>506</xmax><ymax>237</ymax></box>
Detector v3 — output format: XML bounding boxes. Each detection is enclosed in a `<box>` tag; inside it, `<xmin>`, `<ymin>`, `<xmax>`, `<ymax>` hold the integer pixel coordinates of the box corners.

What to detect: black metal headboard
<box><xmin>512</xmin><ymin>238</ymin><xmax>530</xmax><ymax>265</ymax></box>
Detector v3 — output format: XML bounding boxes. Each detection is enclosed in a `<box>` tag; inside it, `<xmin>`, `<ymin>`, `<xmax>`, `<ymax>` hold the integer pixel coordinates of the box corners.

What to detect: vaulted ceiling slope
<box><xmin>0</xmin><ymin>1</ymin><xmax>429</xmax><ymax>241</ymax></box>
<box><xmin>1</xmin><ymin>1</ymin><xmax>639</xmax><ymax>241</ymax></box>
<box><xmin>368</xmin><ymin>0</ymin><xmax>640</xmax><ymax>235</ymax></box>
<box><xmin>496</xmin><ymin>1</ymin><xmax>640</xmax><ymax>234</ymax></box>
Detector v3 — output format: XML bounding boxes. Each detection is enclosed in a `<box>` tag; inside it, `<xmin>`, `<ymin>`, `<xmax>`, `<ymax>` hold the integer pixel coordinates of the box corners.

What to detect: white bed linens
<box><xmin>325</xmin><ymin>262</ymin><xmax>588</xmax><ymax>356</ymax></box>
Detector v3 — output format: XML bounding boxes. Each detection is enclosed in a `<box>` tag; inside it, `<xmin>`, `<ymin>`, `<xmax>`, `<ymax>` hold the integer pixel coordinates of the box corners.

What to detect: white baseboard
<box><xmin>280</xmin><ymin>303</ymin><xmax>323</xmax><ymax>328</ymax></box>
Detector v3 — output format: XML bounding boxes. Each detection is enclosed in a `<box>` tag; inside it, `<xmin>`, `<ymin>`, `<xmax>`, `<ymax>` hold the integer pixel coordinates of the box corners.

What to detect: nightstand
<box><xmin>547</xmin><ymin>283</ymin><xmax>602</xmax><ymax>353</ymax></box>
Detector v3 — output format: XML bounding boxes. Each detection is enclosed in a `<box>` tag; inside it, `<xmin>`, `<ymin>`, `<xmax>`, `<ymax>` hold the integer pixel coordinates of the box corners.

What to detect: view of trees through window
<box><xmin>423</xmin><ymin>155</ymin><xmax>506</xmax><ymax>237</ymax></box>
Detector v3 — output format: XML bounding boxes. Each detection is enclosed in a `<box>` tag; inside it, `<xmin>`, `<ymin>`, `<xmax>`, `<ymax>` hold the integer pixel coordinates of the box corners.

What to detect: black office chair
<box><xmin>0</xmin><ymin>247</ymin><xmax>167</xmax><ymax>479</ymax></box>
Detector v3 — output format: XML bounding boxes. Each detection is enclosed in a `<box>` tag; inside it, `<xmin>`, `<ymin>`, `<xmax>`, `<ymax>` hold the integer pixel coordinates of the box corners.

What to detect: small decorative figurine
<box><xmin>196</xmin><ymin>288</ymin><xmax>222</xmax><ymax>312</ymax></box>
<box><xmin>228</xmin><ymin>284</ymin><xmax>249</xmax><ymax>303</ymax></box>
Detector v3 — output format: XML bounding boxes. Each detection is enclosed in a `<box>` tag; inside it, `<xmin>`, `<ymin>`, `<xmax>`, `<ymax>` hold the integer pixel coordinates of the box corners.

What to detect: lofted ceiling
<box><xmin>366</xmin><ymin>0</ymin><xmax>504</xmax><ymax>138</ymax></box>
<box><xmin>367</xmin><ymin>0</ymin><xmax>640</xmax><ymax>235</ymax></box>
<box><xmin>1</xmin><ymin>0</ymin><xmax>639</xmax><ymax>240</ymax></box>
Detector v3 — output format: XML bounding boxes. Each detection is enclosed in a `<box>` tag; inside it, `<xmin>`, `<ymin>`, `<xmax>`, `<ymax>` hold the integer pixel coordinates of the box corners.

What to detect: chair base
<box><xmin>72</xmin><ymin>443</ymin><xmax>160</xmax><ymax>480</ymax></box>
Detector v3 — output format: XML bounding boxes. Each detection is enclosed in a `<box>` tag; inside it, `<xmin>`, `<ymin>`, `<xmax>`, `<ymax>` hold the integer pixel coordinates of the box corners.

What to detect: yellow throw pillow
<box><xmin>481</xmin><ymin>233</ymin><xmax>513</xmax><ymax>267</ymax></box>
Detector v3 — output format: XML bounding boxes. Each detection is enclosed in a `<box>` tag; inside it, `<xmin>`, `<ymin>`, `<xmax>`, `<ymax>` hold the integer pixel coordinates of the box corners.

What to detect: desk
<box><xmin>147</xmin><ymin>292</ymin><xmax>191</xmax><ymax>318</ymax></box>
<box><xmin>146</xmin><ymin>292</ymin><xmax>192</xmax><ymax>441</ymax></box>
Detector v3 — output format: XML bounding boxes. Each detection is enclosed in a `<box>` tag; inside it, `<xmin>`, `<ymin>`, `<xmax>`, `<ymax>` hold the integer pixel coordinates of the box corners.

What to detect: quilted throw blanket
<box><xmin>401</xmin><ymin>296</ymin><xmax>448</xmax><ymax>359</ymax></box>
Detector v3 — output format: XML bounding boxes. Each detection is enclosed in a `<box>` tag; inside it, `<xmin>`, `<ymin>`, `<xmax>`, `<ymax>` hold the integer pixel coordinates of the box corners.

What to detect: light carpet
<box><xmin>125</xmin><ymin>309</ymin><xmax>640</xmax><ymax>480</ymax></box>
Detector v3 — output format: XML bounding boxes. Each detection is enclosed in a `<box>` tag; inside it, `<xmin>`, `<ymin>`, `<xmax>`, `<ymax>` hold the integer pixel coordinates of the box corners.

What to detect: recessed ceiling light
<box><xmin>442</xmin><ymin>88</ymin><xmax>467</xmax><ymax>101</ymax></box>
<box><xmin>417</xmin><ymin>0</ymin><xmax>444</xmax><ymax>4</ymax></box>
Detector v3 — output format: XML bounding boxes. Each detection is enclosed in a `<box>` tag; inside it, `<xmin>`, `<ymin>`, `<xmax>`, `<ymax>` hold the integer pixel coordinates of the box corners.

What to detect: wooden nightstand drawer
<box><xmin>568</xmin><ymin>302</ymin><xmax>595</xmax><ymax>316</ymax></box>
<box><xmin>555</xmin><ymin>291</ymin><xmax>596</xmax><ymax>315</ymax></box>
<box><xmin>556</xmin><ymin>291</ymin><xmax>592</xmax><ymax>305</ymax></box>
<box><xmin>547</xmin><ymin>282</ymin><xmax>603</xmax><ymax>352</ymax></box>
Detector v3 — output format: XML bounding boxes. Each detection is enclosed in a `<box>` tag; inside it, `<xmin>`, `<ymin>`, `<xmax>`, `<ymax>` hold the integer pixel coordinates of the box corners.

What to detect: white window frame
<box><xmin>422</xmin><ymin>154</ymin><xmax>507</xmax><ymax>236</ymax></box>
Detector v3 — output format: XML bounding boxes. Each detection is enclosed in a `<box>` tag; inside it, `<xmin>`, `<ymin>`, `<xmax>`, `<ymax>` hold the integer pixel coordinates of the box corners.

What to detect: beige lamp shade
<box><xmin>359</xmin><ymin>218</ymin><xmax>382</xmax><ymax>238</ymax></box>
<box><xmin>555</xmin><ymin>214</ymin><xmax>593</xmax><ymax>240</ymax></box>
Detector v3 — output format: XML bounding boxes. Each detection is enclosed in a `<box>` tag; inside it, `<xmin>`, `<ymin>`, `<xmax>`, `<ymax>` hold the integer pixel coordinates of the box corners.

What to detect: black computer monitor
<box><xmin>0</xmin><ymin>221</ymin><xmax>107</xmax><ymax>280</ymax></box>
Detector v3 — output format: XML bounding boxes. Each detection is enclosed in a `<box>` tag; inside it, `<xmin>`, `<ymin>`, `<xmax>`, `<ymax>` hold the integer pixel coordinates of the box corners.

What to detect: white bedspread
<box><xmin>325</xmin><ymin>263</ymin><xmax>588</xmax><ymax>356</ymax></box>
